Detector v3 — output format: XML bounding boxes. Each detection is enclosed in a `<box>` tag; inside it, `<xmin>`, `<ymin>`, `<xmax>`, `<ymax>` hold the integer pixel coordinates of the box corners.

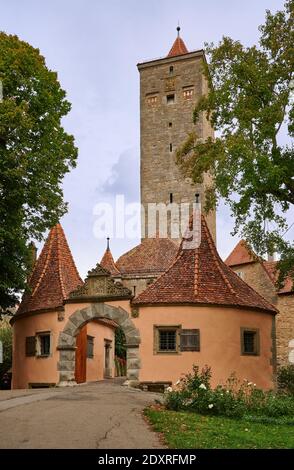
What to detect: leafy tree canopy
<box><xmin>177</xmin><ymin>0</ymin><xmax>294</xmax><ymax>286</ymax></box>
<box><xmin>0</xmin><ymin>32</ymin><xmax>78</xmax><ymax>309</ymax></box>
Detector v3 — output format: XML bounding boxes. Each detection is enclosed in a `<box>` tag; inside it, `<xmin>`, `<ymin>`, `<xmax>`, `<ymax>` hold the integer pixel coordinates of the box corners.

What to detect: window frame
<box><xmin>154</xmin><ymin>325</ymin><xmax>181</xmax><ymax>354</ymax></box>
<box><xmin>36</xmin><ymin>331</ymin><xmax>51</xmax><ymax>358</ymax></box>
<box><xmin>166</xmin><ymin>93</ymin><xmax>175</xmax><ymax>105</ymax></box>
<box><xmin>240</xmin><ymin>327</ymin><xmax>260</xmax><ymax>356</ymax></box>
<box><xmin>87</xmin><ymin>335</ymin><xmax>94</xmax><ymax>359</ymax></box>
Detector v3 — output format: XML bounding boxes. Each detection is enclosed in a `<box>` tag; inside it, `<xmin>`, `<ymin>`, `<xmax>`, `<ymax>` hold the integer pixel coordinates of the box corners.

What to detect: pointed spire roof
<box><xmin>17</xmin><ymin>224</ymin><xmax>83</xmax><ymax>316</ymax></box>
<box><xmin>133</xmin><ymin>215</ymin><xmax>277</xmax><ymax>314</ymax></box>
<box><xmin>100</xmin><ymin>238</ymin><xmax>121</xmax><ymax>277</ymax></box>
<box><xmin>225</xmin><ymin>240</ymin><xmax>257</xmax><ymax>267</ymax></box>
<box><xmin>167</xmin><ymin>26</ymin><xmax>189</xmax><ymax>57</ymax></box>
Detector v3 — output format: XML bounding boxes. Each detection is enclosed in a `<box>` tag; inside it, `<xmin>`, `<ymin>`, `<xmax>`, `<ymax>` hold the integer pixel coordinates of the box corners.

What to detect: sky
<box><xmin>1</xmin><ymin>0</ymin><xmax>292</xmax><ymax>278</ymax></box>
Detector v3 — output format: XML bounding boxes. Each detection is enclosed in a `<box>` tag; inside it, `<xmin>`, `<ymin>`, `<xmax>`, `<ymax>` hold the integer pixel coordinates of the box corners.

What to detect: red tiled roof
<box><xmin>116</xmin><ymin>237</ymin><xmax>178</xmax><ymax>275</ymax></box>
<box><xmin>133</xmin><ymin>215</ymin><xmax>277</xmax><ymax>314</ymax></box>
<box><xmin>100</xmin><ymin>248</ymin><xmax>120</xmax><ymax>276</ymax></box>
<box><xmin>17</xmin><ymin>224</ymin><xmax>83</xmax><ymax>316</ymax></box>
<box><xmin>263</xmin><ymin>261</ymin><xmax>293</xmax><ymax>295</ymax></box>
<box><xmin>168</xmin><ymin>33</ymin><xmax>189</xmax><ymax>57</ymax></box>
<box><xmin>225</xmin><ymin>240</ymin><xmax>256</xmax><ymax>266</ymax></box>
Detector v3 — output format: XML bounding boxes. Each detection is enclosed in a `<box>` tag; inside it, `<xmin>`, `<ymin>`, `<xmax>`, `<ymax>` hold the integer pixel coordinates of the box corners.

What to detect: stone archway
<box><xmin>57</xmin><ymin>303</ymin><xmax>140</xmax><ymax>386</ymax></box>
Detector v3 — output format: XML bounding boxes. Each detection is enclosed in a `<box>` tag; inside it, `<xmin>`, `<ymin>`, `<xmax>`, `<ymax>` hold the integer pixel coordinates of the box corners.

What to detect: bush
<box><xmin>0</xmin><ymin>317</ymin><xmax>12</xmax><ymax>383</ymax></box>
<box><xmin>164</xmin><ymin>365</ymin><xmax>294</xmax><ymax>419</ymax></box>
<box><xmin>277</xmin><ymin>365</ymin><xmax>294</xmax><ymax>395</ymax></box>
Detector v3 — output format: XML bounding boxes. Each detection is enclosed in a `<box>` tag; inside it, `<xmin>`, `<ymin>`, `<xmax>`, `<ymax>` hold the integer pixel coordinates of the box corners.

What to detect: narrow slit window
<box><xmin>169</xmin><ymin>122</ymin><xmax>172</xmax><ymax>128</ymax></box>
<box><xmin>169</xmin><ymin>65</ymin><xmax>174</xmax><ymax>74</ymax></box>
<box><xmin>169</xmin><ymin>143</ymin><xmax>173</xmax><ymax>152</ymax></box>
<box><xmin>170</xmin><ymin>193</ymin><xmax>173</xmax><ymax>203</ymax></box>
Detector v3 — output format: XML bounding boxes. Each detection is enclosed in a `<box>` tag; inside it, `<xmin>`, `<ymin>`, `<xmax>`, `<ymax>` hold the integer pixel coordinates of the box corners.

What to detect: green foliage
<box><xmin>164</xmin><ymin>365</ymin><xmax>294</xmax><ymax>419</ymax></box>
<box><xmin>145</xmin><ymin>409</ymin><xmax>294</xmax><ymax>449</ymax></box>
<box><xmin>176</xmin><ymin>0</ymin><xmax>294</xmax><ymax>286</ymax></box>
<box><xmin>115</xmin><ymin>327</ymin><xmax>126</xmax><ymax>359</ymax></box>
<box><xmin>277</xmin><ymin>364</ymin><xmax>294</xmax><ymax>395</ymax></box>
<box><xmin>0</xmin><ymin>317</ymin><xmax>12</xmax><ymax>379</ymax></box>
<box><xmin>0</xmin><ymin>32</ymin><xmax>78</xmax><ymax>309</ymax></box>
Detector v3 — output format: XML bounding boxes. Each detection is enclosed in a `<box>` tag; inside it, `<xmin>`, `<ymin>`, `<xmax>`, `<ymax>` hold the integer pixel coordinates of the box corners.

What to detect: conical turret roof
<box><xmin>133</xmin><ymin>215</ymin><xmax>277</xmax><ymax>314</ymax></box>
<box><xmin>17</xmin><ymin>224</ymin><xmax>82</xmax><ymax>316</ymax></box>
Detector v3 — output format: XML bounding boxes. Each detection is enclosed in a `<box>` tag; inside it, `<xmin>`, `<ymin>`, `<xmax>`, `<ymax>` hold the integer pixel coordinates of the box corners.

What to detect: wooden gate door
<box><xmin>75</xmin><ymin>325</ymin><xmax>87</xmax><ymax>383</ymax></box>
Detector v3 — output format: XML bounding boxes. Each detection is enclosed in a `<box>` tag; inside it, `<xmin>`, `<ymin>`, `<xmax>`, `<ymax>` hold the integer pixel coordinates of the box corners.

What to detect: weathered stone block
<box><xmin>58</xmin><ymin>332</ymin><xmax>76</xmax><ymax>348</ymax></box>
<box><xmin>57</xmin><ymin>360</ymin><xmax>75</xmax><ymax>371</ymax></box>
<box><xmin>63</xmin><ymin>320</ymin><xmax>77</xmax><ymax>337</ymax></box>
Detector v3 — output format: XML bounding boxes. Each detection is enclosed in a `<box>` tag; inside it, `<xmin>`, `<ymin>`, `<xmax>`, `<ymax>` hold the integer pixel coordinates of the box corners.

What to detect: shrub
<box><xmin>277</xmin><ymin>365</ymin><xmax>294</xmax><ymax>396</ymax></box>
<box><xmin>164</xmin><ymin>365</ymin><xmax>294</xmax><ymax>419</ymax></box>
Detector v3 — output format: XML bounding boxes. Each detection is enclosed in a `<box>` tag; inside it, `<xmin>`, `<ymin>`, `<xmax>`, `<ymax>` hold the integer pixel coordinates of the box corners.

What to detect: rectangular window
<box><xmin>183</xmin><ymin>88</ymin><xmax>194</xmax><ymax>100</ymax></box>
<box><xmin>36</xmin><ymin>332</ymin><xmax>51</xmax><ymax>357</ymax></box>
<box><xmin>241</xmin><ymin>328</ymin><xmax>260</xmax><ymax>356</ymax></box>
<box><xmin>25</xmin><ymin>336</ymin><xmax>36</xmax><ymax>357</ymax></box>
<box><xmin>154</xmin><ymin>326</ymin><xmax>180</xmax><ymax>354</ymax></box>
<box><xmin>146</xmin><ymin>95</ymin><xmax>158</xmax><ymax>107</ymax></box>
<box><xmin>168</xmin><ymin>122</ymin><xmax>172</xmax><ymax>128</ymax></box>
<box><xmin>166</xmin><ymin>94</ymin><xmax>175</xmax><ymax>104</ymax></box>
<box><xmin>180</xmin><ymin>329</ymin><xmax>200</xmax><ymax>351</ymax></box>
<box><xmin>169</xmin><ymin>143</ymin><xmax>173</xmax><ymax>152</ymax></box>
<box><xmin>87</xmin><ymin>335</ymin><xmax>94</xmax><ymax>358</ymax></box>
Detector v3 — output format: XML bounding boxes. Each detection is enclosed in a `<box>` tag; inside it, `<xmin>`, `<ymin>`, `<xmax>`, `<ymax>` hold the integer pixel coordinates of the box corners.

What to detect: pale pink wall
<box><xmin>12</xmin><ymin>311</ymin><xmax>61</xmax><ymax>389</ymax></box>
<box><xmin>12</xmin><ymin>302</ymin><xmax>116</xmax><ymax>389</ymax></box>
<box><xmin>133</xmin><ymin>305</ymin><xmax>275</xmax><ymax>390</ymax></box>
<box><xmin>86</xmin><ymin>320</ymin><xmax>115</xmax><ymax>382</ymax></box>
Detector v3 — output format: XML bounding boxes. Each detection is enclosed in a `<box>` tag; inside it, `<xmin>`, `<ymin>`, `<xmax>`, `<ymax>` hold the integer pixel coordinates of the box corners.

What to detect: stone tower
<box><xmin>137</xmin><ymin>28</ymin><xmax>216</xmax><ymax>242</ymax></box>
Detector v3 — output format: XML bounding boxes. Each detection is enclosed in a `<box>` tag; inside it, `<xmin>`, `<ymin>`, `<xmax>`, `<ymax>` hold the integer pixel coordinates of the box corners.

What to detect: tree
<box><xmin>0</xmin><ymin>316</ymin><xmax>12</xmax><ymax>381</ymax></box>
<box><xmin>0</xmin><ymin>33</ymin><xmax>78</xmax><ymax>309</ymax></box>
<box><xmin>176</xmin><ymin>0</ymin><xmax>294</xmax><ymax>286</ymax></box>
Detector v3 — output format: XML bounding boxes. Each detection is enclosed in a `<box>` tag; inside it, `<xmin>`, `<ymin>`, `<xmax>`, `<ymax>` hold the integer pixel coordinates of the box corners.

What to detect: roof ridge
<box><xmin>202</xmin><ymin>216</ymin><xmax>236</xmax><ymax>296</ymax></box>
<box><xmin>56</xmin><ymin>224</ymin><xmax>66</xmax><ymax>298</ymax></box>
<box><xmin>31</xmin><ymin>226</ymin><xmax>55</xmax><ymax>297</ymax></box>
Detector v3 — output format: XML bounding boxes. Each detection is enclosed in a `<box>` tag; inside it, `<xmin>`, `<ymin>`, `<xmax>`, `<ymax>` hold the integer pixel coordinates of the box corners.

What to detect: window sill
<box><xmin>36</xmin><ymin>354</ymin><xmax>51</xmax><ymax>358</ymax></box>
<box><xmin>241</xmin><ymin>352</ymin><xmax>259</xmax><ymax>356</ymax></box>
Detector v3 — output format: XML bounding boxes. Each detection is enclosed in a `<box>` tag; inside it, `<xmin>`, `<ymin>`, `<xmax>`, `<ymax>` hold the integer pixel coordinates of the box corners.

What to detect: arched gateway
<box><xmin>57</xmin><ymin>303</ymin><xmax>140</xmax><ymax>386</ymax></box>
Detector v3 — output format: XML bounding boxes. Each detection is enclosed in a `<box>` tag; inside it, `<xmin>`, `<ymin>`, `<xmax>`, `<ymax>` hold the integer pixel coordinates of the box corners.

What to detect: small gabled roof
<box><xmin>100</xmin><ymin>239</ymin><xmax>120</xmax><ymax>276</ymax></box>
<box><xmin>133</xmin><ymin>215</ymin><xmax>277</xmax><ymax>314</ymax></box>
<box><xmin>16</xmin><ymin>224</ymin><xmax>82</xmax><ymax>317</ymax></box>
<box><xmin>167</xmin><ymin>27</ymin><xmax>189</xmax><ymax>57</ymax></box>
<box><xmin>225</xmin><ymin>240</ymin><xmax>256</xmax><ymax>267</ymax></box>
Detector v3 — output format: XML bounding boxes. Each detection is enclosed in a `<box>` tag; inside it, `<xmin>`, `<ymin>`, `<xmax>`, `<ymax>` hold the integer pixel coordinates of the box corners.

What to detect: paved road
<box><xmin>0</xmin><ymin>380</ymin><xmax>164</xmax><ymax>449</ymax></box>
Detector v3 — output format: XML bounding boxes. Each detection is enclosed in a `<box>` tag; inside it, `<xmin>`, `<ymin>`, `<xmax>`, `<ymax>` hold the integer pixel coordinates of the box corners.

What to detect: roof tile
<box><xmin>17</xmin><ymin>224</ymin><xmax>83</xmax><ymax>315</ymax></box>
<box><xmin>133</xmin><ymin>215</ymin><xmax>277</xmax><ymax>313</ymax></box>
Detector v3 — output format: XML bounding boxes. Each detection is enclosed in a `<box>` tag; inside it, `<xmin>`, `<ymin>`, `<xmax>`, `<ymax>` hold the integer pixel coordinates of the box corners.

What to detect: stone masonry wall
<box><xmin>138</xmin><ymin>52</ymin><xmax>216</xmax><ymax>242</ymax></box>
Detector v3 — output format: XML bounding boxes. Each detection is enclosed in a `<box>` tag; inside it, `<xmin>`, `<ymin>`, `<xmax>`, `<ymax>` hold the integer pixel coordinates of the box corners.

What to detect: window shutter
<box><xmin>25</xmin><ymin>336</ymin><xmax>36</xmax><ymax>356</ymax></box>
<box><xmin>180</xmin><ymin>329</ymin><xmax>200</xmax><ymax>351</ymax></box>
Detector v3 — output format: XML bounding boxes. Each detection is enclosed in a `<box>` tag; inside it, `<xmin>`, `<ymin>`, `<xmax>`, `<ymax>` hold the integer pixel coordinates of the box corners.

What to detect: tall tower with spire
<box><xmin>137</xmin><ymin>28</ymin><xmax>216</xmax><ymax>242</ymax></box>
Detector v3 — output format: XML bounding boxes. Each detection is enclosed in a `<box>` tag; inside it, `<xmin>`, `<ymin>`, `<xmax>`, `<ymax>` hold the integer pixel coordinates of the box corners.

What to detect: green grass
<box><xmin>144</xmin><ymin>408</ymin><xmax>294</xmax><ymax>449</ymax></box>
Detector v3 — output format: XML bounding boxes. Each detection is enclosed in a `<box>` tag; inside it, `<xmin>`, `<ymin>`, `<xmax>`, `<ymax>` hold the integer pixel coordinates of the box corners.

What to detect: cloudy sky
<box><xmin>1</xmin><ymin>0</ymin><xmax>292</xmax><ymax>278</ymax></box>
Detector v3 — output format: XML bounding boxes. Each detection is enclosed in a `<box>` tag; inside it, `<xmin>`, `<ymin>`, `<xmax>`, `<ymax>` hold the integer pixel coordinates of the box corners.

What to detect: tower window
<box><xmin>168</xmin><ymin>122</ymin><xmax>172</xmax><ymax>128</ymax></box>
<box><xmin>146</xmin><ymin>95</ymin><xmax>158</xmax><ymax>107</ymax></box>
<box><xmin>170</xmin><ymin>193</ymin><xmax>173</xmax><ymax>203</ymax></box>
<box><xmin>195</xmin><ymin>193</ymin><xmax>200</xmax><ymax>204</ymax></box>
<box><xmin>169</xmin><ymin>65</ymin><xmax>174</xmax><ymax>74</ymax></box>
<box><xmin>183</xmin><ymin>88</ymin><xmax>194</xmax><ymax>100</ymax></box>
<box><xmin>166</xmin><ymin>94</ymin><xmax>175</xmax><ymax>104</ymax></box>
<box><xmin>169</xmin><ymin>143</ymin><xmax>173</xmax><ymax>152</ymax></box>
